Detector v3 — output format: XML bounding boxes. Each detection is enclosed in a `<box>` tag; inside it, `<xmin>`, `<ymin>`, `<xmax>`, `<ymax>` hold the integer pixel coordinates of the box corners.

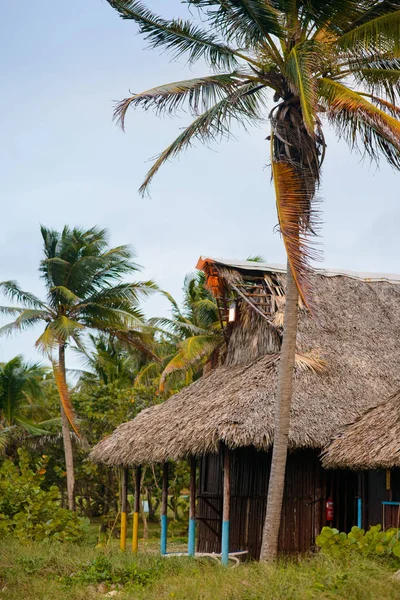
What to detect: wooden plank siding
<box><xmin>197</xmin><ymin>447</ymin><xmax>358</xmax><ymax>559</ymax></box>
<box><xmin>364</xmin><ymin>469</ymin><xmax>400</xmax><ymax>529</ymax></box>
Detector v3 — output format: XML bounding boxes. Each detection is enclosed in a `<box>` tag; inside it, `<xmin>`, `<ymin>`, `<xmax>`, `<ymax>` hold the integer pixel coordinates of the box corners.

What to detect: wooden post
<box><xmin>120</xmin><ymin>467</ymin><xmax>128</xmax><ymax>552</ymax></box>
<box><xmin>132</xmin><ymin>465</ymin><xmax>142</xmax><ymax>553</ymax></box>
<box><xmin>160</xmin><ymin>462</ymin><xmax>169</xmax><ymax>555</ymax></box>
<box><xmin>221</xmin><ymin>447</ymin><xmax>231</xmax><ymax>565</ymax></box>
<box><xmin>188</xmin><ymin>456</ymin><xmax>196</xmax><ymax>556</ymax></box>
<box><xmin>357</xmin><ymin>472</ymin><xmax>362</xmax><ymax>529</ymax></box>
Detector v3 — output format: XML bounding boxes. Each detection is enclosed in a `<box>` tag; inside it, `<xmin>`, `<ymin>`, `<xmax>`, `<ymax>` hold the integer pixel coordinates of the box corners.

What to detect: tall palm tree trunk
<box><xmin>58</xmin><ymin>344</ymin><xmax>75</xmax><ymax>512</ymax></box>
<box><xmin>259</xmin><ymin>260</ymin><xmax>299</xmax><ymax>561</ymax></box>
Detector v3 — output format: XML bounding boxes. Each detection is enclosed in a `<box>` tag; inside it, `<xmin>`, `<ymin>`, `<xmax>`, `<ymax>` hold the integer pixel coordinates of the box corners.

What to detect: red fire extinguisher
<box><xmin>326</xmin><ymin>498</ymin><xmax>334</xmax><ymax>522</ymax></box>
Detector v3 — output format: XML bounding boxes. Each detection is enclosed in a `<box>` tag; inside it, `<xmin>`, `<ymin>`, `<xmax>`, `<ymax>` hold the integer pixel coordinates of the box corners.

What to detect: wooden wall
<box><xmin>364</xmin><ymin>469</ymin><xmax>400</xmax><ymax>529</ymax></box>
<box><xmin>197</xmin><ymin>447</ymin><xmax>358</xmax><ymax>559</ymax></box>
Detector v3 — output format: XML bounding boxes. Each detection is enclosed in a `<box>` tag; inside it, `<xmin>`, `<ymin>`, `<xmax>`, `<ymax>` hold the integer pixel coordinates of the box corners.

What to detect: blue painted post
<box><xmin>357</xmin><ymin>473</ymin><xmax>362</xmax><ymax>529</ymax></box>
<box><xmin>160</xmin><ymin>462</ymin><xmax>168</xmax><ymax>555</ymax></box>
<box><xmin>160</xmin><ymin>514</ymin><xmax>167</xmax><ymax>555</ymax></box>
<box><xmin>357</xmin><ymin>498</ymin><xmax>362</xmax><ymax>529</ymax></box>
<box><xmin>188</xmin><ymin>518</ymin><xmax>196</xmax><ymax>556</ymax></box>
<box><xmin>221</xmin><ymin>520</ymin><xmax>230</xmax><ymax>565</ymax></box>
<box><xmin>221</xmin><ymin>447</ymin><xmax>231</xmax><ymax>566</ymax></box>
<box><xmin>188</xmin><ymin>456</ymin><xmax>196</xmax><ymax>556</ymax></box>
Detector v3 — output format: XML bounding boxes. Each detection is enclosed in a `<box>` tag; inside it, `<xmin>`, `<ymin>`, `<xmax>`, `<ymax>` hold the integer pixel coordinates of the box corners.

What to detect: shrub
<box><xmin>316</xmin><ymin>525</ymin><xmax>400</xmax><ymax>558</ymax></box>
<box><xmin>0</xmin><ymin>449</ymin><xmax>88</xmax><ymax>542</ymax></box>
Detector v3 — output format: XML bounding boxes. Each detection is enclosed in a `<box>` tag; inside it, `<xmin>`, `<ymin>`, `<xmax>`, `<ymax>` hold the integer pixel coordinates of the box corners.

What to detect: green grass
<box><xmin>1</xmin><ymin>537</ymin><xmax>400</xmax><ymax>600</ymax></box>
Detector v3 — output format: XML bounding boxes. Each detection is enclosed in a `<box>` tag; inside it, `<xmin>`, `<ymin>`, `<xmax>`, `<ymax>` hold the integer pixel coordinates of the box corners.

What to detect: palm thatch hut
<box><xmin>322</xmin><ymin>391</ymin><xmax>400</xmax><ymax>530</ymax></box>
<box><xmin>90</xmin><ymin>258</ymin><xmax>400</xmax><ymax>559</ymax></box>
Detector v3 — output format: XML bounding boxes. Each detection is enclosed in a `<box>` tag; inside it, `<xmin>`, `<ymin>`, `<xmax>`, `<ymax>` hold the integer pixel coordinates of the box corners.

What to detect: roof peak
<box><xmin>196</xmin><ymin>257</ymin><xmax>400</xmax><ymax>284</ymax></box>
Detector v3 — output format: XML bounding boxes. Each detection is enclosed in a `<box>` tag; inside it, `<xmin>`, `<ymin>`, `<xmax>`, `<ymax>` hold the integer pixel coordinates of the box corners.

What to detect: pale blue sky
<box><xmin>1</xmin><ymin>0</ymin><xmax>400</xmax><ymax>367</ymax></box>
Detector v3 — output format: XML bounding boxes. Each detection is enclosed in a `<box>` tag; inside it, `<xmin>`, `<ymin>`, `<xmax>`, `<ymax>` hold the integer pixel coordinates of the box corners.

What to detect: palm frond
<box><xmin>51</xmin><ymin>316</ymin><xmax>85</xmax><ymax>344</ymax></box>
<box><xmin>337</xmin><ymin>9</ymin><xmax>400</xmax><ymax>54</ymax></box>
<box><xmin>159</xmin><ymin>334</ymin><xmax>218</xmax><ymax>391</ymax></box>
<box><xmin>304</xmin><ymin>0</ymin><xmax>364</xmax><ymax>35</ymax></box>
<box><xmin>294</xmin><ymin>351</ymin><xmax>328</xmax><ymax>374</ymax></box>
<box><xmin>82</xmin><ymin>305</ymin><xmax>145</xmax><ymax>332</ymax></box>
<box><xmin>106</xmin><ymin>0</ymin><xmax>239</xmax><ymax>69</ymax></box>
<box><xmin>114</xmin><ymin>72</ymin><xmax>249</xmax><ymax>129</ymax></box>
<box><xmin>49</xmin><ymin>286</ymin><xmax>80</xmax><ymax>306</ymax></box>
<box><xmin>53</xmin><ymin>362</ymin><xmax>80</xmax><ymax>436</ymax></box>
<box><xmin>0</xmin><ymin>281</ymin><xmax>47</xmax><ymax>310</ymax></box>
<box><xmin>139</xmin><ymin>82</ymin><xmax>268</xmax><ymax>194</ymax></box>
<box><xmin>35</xmin><ymin>325</ymin><xmax>58</xmax><ymax>353</ymax></box>
<box><xmin>134</xmin><ymin>361</ymin><xmax>162</xmax><ymax>386</ymax></box>
<box><xmin>285</xmin><ymin>42</ymin><xmax>319</xmax><ymax>135</ymax></box>
<box><xmin>0</xmin><ymin>310</ymin><xmax>46</xmax><ymax>337</ymax></box>
<box><xmin>113</xmin><ymin>330</ymin><xmax>160</xmax><ymax>362</ymax></box>
<box><xmin>0</xmin><ymin>306</ymin><xmax>25</xmax><ymax>316</ymax></box>
<box><xmin>320</xmin><ymin>78</ymin><xmax>400</xmax><ymax>168</ymax></box>
<box><xmin>352</xmin><ymin>64</ymin><xmax>400</xmax><ymax>102</ymax></box>
<box><xmin>13</xmin><ymin>416</ymin><xmax>53</xmax><ymax>436</ymax></box>
<box><xmin>272</xmin><ymin>159</ymin><xmax>321</xmax><ymax>310</ymax></box>
<box><xmin>148</xmin><ymin>316</ymin><xmax>209</xmax><ymax>337</ymax></box>
<box><xmin>189</xmin><ymin>0</ymin><xmax>283</xmax><ymax>48</ymax></box>
<box><xmin>360</xmin><ymin>92</ymin><xmax>400</xmax><ymax>117</ymax></box>
<box><xmin>85</xmin><ymin>281</ymin><xmax>157</xmax><ymax>307</ymax></box>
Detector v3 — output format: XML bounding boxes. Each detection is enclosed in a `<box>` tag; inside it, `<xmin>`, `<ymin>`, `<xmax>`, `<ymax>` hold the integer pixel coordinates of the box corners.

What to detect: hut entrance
<box><xmin>197</xmin><ymin>447</ymin><xmax>358</xmax><ymax>559</ymax></box>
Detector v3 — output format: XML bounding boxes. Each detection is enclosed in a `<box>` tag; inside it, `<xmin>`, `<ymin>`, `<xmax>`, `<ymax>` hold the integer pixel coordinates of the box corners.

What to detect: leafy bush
<box><xmin>0</xmin><ymin>449</ymin><xmax>88</xmax><ymax>542</ymax></box>
<box><xmin>316</xmin><ymin>525</ymin><xmax>400</xmax><ymax>558</ymax></box>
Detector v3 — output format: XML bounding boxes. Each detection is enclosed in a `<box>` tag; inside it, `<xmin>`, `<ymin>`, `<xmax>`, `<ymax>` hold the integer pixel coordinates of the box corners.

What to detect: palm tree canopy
<box><xmin>0</xmin><ymin>226</ymin><xmax>157</xmax><ymax>430</ymax></box>
<box><xmin>107</xmin><ymin>0</ymin><xmax>400</xmax><ymax>307</ymax></box>
<box><xmin>0</xmin><ymin>355</ymin><xmax>49</xmax><ymax>432</ymax></box>
<box><xmin>0</xmin><ymin>226</ymin><xmax>157</xmax><ymax>354</ymax></box>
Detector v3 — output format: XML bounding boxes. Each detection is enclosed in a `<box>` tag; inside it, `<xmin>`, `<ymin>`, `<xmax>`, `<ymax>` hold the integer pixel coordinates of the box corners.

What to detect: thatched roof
<box><xmin>322</xmin><ymin>391</ymin><xmax>400</xmax><ymax>470</ymax></box>
<box><xmin>90</xmin><ymin>260</ymin><xmax>400</xmax><ymax>467</ymax></box>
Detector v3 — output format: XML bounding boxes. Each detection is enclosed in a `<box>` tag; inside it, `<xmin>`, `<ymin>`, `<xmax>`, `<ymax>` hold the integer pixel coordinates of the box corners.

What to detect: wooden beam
<box><xmin>160</xmin><ymin>462</ymin><xmax>169</xmax><ymax>555</ymax></box>
<box><xmin>221</xmin><ymin>447</ymin><xmax>231</xmax><ymax>565</ymax></box>
<box><xmin>120</xmin><ymin>468</ymin><xmax>128</xmax><ymax>552</ymax></box>
<box><xmin>229</xmin><ymin>282</ymin><xmax>277</xmax><ymax>327</ymax></box>
<box><xmin>132</xmin><ymin>466</ymin><xmax>142</xmax><ymax>553</ymax></box>
<box><xmin>188</xmin><ymin>456</ymin><xmax>196</xmax><ymax>556</ymax></box>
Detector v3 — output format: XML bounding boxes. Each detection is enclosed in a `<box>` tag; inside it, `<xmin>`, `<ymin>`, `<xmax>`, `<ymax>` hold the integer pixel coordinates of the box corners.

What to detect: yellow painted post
<box><xmin>132</xmin><ymin>465</ymin><xmax>142</xmax><ymax>552</ymax></box>
<box><xmin>120</xmin><ymin>468</ymin><xmax>128</xmax><ymax>551</ymax></box>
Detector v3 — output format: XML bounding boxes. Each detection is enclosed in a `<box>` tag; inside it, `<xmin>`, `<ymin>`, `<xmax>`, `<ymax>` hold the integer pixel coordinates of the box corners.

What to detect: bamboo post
<box><xmin>120</xmin><ymin>467</ymin><xmax>128</xmax><ymax>551</ymax></box>
<box><xmin>188</xmin><ymin>456</ymin><xmax>196</xmax><ymax>556</ymax></box>
<box><xmin>221</xmin><ymin>447</ymin><xmax>231</xmax><ymax>566</ymax></box>
<box><xmin>160</xmin><ymin>462</ymin><xmax>169</xmax><ymax>555</ymax></box>
<box><xmin>132</xmin><ymin>465</ymin><xmax>142</xmax><ymax>553</ymax></box>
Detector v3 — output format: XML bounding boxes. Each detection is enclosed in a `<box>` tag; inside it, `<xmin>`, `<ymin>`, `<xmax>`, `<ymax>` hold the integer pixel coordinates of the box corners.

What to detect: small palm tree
<box><xmin>0</xmin><ymin>356</ymin><xmax>50</xmax><ymax>452</ymax></box>
<box><xmin>0</xmin><ymin>226</ymin><xmax>156</xmax><ymax>510</ymax></box>
<box><xmin>139</xmin><ymin>270</ymin><xmax>224</xmax><ymax>392</ymax></box>
<box><xmin>106</xmin><ymin>1</ymin><xmax>400</xmax><ymax>558</ymax></box>
<box><xmin>75</xmin><ymin>332</ymin><xmax>149</xmax><ymax>388</ymax></box>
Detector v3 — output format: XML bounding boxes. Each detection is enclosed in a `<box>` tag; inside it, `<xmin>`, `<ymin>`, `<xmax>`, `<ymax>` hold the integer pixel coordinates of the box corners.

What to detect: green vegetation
<box><xmin>317</xmin><ymin>525</ymin><xmax>400</xmax><ymax>558</ymax></box>
<box><xmin>0</xmin><ymin>450</ymin><xmax>87</xmax><ymax>542</ymax></box>
<box><xmin>0</xmin><ymin>356</ymin><xmax>51</xmax><ymax>451</ymax></box>
<box><xmin>1</xmin><ymin>537</ymin><xmax>400</xmax><ymax>600</ymax></box>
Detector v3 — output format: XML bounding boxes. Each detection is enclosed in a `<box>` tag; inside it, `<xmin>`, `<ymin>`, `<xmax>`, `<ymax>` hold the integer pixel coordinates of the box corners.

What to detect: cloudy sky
<box><xmin>1</xmin><ymin>0</ymin><xmax>400</xmax><ymax>367</ymax></box>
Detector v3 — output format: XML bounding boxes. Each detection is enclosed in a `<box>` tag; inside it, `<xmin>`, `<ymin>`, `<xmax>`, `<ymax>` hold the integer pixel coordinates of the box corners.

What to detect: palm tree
<box><xmin>75</xmin><ymin>332</ymin><xmax>151</xmax><ymax>388</ymax></box>
<box><xmin>106</xmin><ymin>0</ymin><xmax>400</xmax><ymax>559</ymax></box>
<box><xmin>0</xmin><ymin>356</ymin><xmax>50</xmax><ymax>452</ymax></box>
<box><xmin>0</xmin><ymin>226</ymin><xmax>156</xmax><ymax>510</ymax></box>
<box><xmin>138</xmin><ymin>270</ymin><xmax>224</xmax><ymax>392</ymax></box>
